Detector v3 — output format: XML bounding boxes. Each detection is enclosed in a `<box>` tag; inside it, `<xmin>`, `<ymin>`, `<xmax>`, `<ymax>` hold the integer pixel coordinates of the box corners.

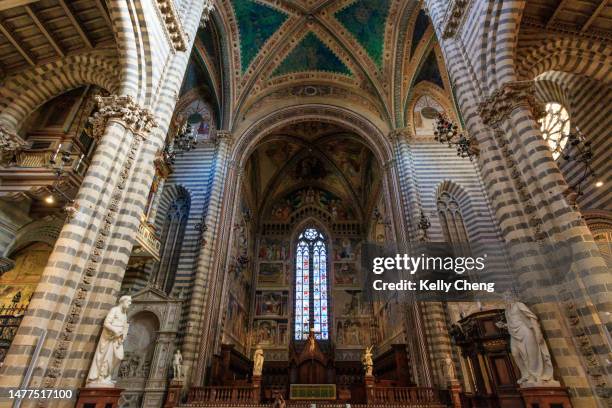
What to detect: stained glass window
<box><xmin>540</xmin><ymin>102</ymin><xmax>570</xmax><ymax>160</ymax></box>
<box><xmin>294</xmin><ymin>228</ymin><xmax>329</xmax><ymax>340</ymax></box>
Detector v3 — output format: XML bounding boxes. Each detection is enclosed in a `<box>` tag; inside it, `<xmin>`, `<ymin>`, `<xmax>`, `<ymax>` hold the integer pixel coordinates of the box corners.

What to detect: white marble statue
<box><xmin>87</xmin><ymin>295</ymin><xmax>131</xmax><ymax>387</ymax></box>
<box><xmin>253</xmin><ymin>346</ymin><xmax>264</xmax><ymax>376</ymax></box>
<box><xmin>362</xmin><ymin>345</ymin><xmax>374</xmax><ymax>376</ymax></box>
<box><xmin>173</xmin><ymin>349</ymin><xmax>184</xmax><ymax>380</ymax></box>
<box><xmin>496</xmin><ymin>292</ymin><xmax>555</xmax><ymax>386</ymax></box>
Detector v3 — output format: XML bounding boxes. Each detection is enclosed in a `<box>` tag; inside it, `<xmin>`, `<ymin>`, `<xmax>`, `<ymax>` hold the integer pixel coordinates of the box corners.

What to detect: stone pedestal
<box><xmin>449</xmin><ymin>380</ymin><xmax>462</xmax><ymax>408</ymax></box>
<box><xmin>252</xmin><ymin>375</ymin><xmax>262</xmax><ymax>403</ymax></box>
<box><xmin>364</xmin><ymin>374</ymin><xmax>375</xmax><ymax>403</ymax></box>
<box><xmin>520</xmin><ymin>386</ymin><xmax>572</xmax><ymax>408</ymax></box>
<box><xmin>164</xmin><ymin>380</ymin><xmax>183</xmax><ymax>408</ymax></box>
<box><xmin>76</xmin><ymin>387</ymin><xmax>124</xmax><ymax>408</ymax></box>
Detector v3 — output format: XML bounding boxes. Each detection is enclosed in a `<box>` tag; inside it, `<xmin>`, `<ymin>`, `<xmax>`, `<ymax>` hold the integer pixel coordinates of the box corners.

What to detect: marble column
<box><xmin>0</xmin><ymin>95</ymin><xmax>157</xmax><ymax>398</ymax></box>
<box><xmin>181</xmin><ymin>131</ymin><xmax>235</xmax><ymax>386</ymax></box>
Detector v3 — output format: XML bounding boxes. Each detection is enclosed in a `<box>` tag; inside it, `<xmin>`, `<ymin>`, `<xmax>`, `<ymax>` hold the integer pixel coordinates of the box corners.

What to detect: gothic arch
<box><xmin>231</xmin><ymin>104</ymin><xmax>392</xmax><ymax>170</ymax></box>
<box><xmin>434</xmin><ymin>180</ymin><xmax>474</xmax><ymax>244</ymax></box>
<box><xmin>0</xmin><ymin>51</ymin><xmax>120</xmax><ymax>134</ymax></box>
<box><xmin>6</xmin><ymin>216</ymin><xmax>64</xmax><ymax>257</ymax></box>
<box><xmin>516</xmin><ymin>36</ymin><xmax>612</xmax><ymax>84</ymax></box>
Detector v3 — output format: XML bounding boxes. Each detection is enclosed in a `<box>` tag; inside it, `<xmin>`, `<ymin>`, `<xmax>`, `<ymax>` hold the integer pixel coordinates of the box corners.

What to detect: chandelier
<box><xmin>171</xmin><ymin>119</ymin><xmax>198</xmax><ymax>156</ymax></box>
<box><xmin>562</xmin><ymin>128</ymin><xmax>595</xmax><ymax>198</ymax></box>
<box><xmin>433</xmin><ymin>113</ymin><xmax>477</xmax><ymax>161</ymax></box>
<box><xmin>417</xmin><ymin>210</ymin><xmax>431</xmax><ymax>241</ymax></box>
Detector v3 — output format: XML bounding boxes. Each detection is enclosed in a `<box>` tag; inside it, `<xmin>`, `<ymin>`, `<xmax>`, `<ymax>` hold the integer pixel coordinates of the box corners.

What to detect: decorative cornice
<box><xmin>155</xmin><ymin>0</ymin><xmax>189</xmax><ymax>52</ymax></box>
<box><xmin>0</xmin><ymin>124</ymin><xmax>29</xmax><ymax>152</ymax></box>
<box><xmin>520</xmin><ymin>16</ymin><xmax>612</xmax><ymax>42</ymax></box>
<box><xmin>478</xmin><ymin>81</ymin><xmax>545</xmax><ymax>128</ymax></box>
<box><xmin>441</xmin><ymin>0</ymin><xmax>470</xmax><ymax>39</ymax></box>
<box><xmin>90</xmin><ymin>95</ymin><xmax>158</xmax><ymax>140</ymax></box>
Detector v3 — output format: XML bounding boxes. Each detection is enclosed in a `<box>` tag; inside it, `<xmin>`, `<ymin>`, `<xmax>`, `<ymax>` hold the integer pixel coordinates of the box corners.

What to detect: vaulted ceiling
<box><xmin>244</xmin><ymin>121</ymin><xmax>381</xmax><ymax>223</ymax></box>
<box><xmin>0</xmin><ymin>0</ymin><xmax>115</xmax><ymax>76</ymax></box>
<box><xmin>194</xmin><ymin>0</ymin><xmax>450</xmax><ymax>129</ymax></box>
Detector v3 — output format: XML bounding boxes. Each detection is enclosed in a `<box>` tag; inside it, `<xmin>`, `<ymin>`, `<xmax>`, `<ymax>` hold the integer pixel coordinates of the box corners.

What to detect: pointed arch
<box><xmin>435</xmin><ymin>180</ymin><xmax>473</xmax><ymax>245</ymax></box>
<box><xmin>291</xmin><ymin>219</ymin><xmax>331</xmax><ymax>341</ymax></box>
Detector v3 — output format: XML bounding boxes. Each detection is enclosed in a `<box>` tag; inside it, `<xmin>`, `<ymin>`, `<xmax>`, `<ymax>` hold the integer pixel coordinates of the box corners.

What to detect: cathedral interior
<box><xmin>0</xmin><ymin>0</ymin><xmax>610</xmax><ymax>407</ymax></box>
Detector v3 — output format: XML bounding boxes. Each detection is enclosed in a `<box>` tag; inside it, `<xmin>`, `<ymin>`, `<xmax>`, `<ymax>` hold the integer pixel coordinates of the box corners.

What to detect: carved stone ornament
<box><xmin>0</xmin><ymin>124</ymin><xmax>29</xmax><ymax>152</ymax></box>
<box><xmin>388</xmin><ymin>127</ymin><xmax>413</xmax><ymax>142</ymax></box>
<box><xmin>478</xmin><ymin>81</ymin><xmax>546</xmax><ymax>128</ymax></box>
<box><xmin>442</xmin><ymin>0</ymin><xmax>470</xmax><ymax>39</ymax></box>
<box><xmin>90</xmin><ymin>95</ymin><xmax>158</xmax><ymax>140</ymax></box>
<box><xmin>214</xmin><ymin>130</ymin><xmax>233</xmax><ymax>146</ymax></box>
<box><xmin>155</xmin><ymin>0</ymin><xmax>188</xmax><ymax>51</ymax></box>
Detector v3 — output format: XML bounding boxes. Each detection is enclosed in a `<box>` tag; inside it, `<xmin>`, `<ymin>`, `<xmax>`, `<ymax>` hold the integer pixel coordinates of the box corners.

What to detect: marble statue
<box><xmin>87</xmin><ymin>295</ymin><xmax>131</xmax><ymax>387</ymax></box>
<box><xmin>362</xmin><ymin>345</ymin><xmax>374</xmax><ymax>376</ymax></box>
<box><xmin>442</xmin><ymin>357</ymin><xmax>456</xmax><ymax>382</ymax></box>
<box><xmin>173</xmin><ymin>349</ymin><xmax>184</xmax><ymax>380</ymax></box>
<box><xmin>496</xmin><ymin>292</ymin><xmax>555</xmax><ymax>386</ymax></box>
<box><xmin>253</xmin><ymin>346</ymin><xmax>264</xmax><ymax>376</ymax></box>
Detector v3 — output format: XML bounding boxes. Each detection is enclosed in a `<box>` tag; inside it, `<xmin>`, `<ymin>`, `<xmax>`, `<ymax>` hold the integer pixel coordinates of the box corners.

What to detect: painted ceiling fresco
<box><xmin>245</xmin><ymin>122</ymin><xmax>380</xmax><ymax>222</ymax></box>
<box><xmin>189</xmin><ymin>0</ymin><xmax>453</xmax><ymax>129</ymax></box>
<box><xmin>273</xmin><ymin>32</ymin><xmax>352</xmax><ymax>76</ymax></box>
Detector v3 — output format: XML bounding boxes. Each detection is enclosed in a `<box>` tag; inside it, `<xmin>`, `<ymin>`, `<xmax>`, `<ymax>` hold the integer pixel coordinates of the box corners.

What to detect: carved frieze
<box><xmin>478</xmin><ymin>81</ymin><xmax>545</xmax><ymax>128</ymax></box>
<box><xmin>90</xmin><ymin>95</ymin><xmax>158</xmax><ymax>140</ymax></box>
<box><xmin>155</xmin><ymin>0</ymin><xmax>188</xmax><ymax>51</ymax></box>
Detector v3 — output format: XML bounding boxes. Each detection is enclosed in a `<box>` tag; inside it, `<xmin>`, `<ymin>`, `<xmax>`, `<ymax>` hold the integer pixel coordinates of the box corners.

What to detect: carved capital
<box><xmin>478</xmin><ymin>81</ymin><xmax>545</xmax><ymax>128</ymax></box>
<box><xmin>388</xmin><ymin>126</ymin><xmax>414</xmax><ymax>142</ymax></box>
<box><xmin>0</xmin><ymin>124</ymin><xmax>29</xmax><ymax>153</ymax></box>
<box><xmin>442</xmin><ymin>0</ymin><xmax>470</xmax><ymax>39</ymax></box>
<box><xmin>215</xmin><ymin>130</ymin><xmax>233</xmax><ymax>146</ymax></box>
<box><xmin>156</xmin><ymin>0</ymin><xmax>188</xmax><ymax>51</ymax></box>
<box><xmin>90</xmin><ymin>95</ymin><xmax>158</xmax><ymax>139</ymax></box>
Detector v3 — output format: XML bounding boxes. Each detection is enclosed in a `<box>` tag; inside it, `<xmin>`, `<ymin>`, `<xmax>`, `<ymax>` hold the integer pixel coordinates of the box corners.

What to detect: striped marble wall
<box><xmin>535</xmin><ymin>71</ymin><xmax>611</xmax><ymax>212</ymax></box>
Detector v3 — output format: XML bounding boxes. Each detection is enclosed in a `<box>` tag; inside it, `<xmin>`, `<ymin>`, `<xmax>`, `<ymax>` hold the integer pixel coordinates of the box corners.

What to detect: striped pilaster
<box><xmin>0</xmin><ymin>97</ymin><xmax>157</xmax><ymax>405</ymax></box>
<box><xmin>183</xmin><ymin>131</ymin><xmax>235</xmax><ymax>386</ymax></box>
<box><xmin>424</xmin><ymin>0</ymin><xmax>612</xmax><ymax>403</ymax></box>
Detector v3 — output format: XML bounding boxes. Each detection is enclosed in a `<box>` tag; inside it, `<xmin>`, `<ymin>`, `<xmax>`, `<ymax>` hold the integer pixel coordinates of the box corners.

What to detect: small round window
<box><xmin>539</xmin><ymin>102</ymin><xmax>570</xmax><ymax>160</ymax></box>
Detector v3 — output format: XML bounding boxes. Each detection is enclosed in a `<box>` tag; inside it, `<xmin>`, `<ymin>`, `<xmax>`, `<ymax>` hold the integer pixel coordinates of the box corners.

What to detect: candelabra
<box><xmin>433</xmin><ymin>113</ymin><xmax>477</xmax><ymax>160</ymax></box>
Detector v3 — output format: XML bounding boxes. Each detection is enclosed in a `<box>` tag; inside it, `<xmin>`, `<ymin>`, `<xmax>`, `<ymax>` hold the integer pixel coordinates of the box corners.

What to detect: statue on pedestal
<box><xmin>173</xmin><ymin>349</ymin><xmax>184</xmax><ymax>380</ymax></box>
<box><xmin>497</xmin><ymin>292</ymin><xmax>556</xmax><ymax>386</ymax></box>
<box><xmin>362</xmin><ymin>345</ymin><xmax>374</xmax><ymax>377</ymax></box>
<box><xmin>253</xmin><ymin>346</ymin><xmax>264</xmax><ymax>376</ymax></box>
<box><xmin>87</xmin><ymin>296</ymin><xmax>131</xmax><ymax>387</ymax></box>
<box><xmin>442</xmin><ymin>356</ymin><xmax>456</xmax><ymax>383</ymax></box>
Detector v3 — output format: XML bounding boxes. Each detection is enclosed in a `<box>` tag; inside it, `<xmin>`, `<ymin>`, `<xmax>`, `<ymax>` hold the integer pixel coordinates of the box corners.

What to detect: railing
<box><xmin>0</xmin><ymin>304</ymin><xmax>27</xmax><ymax>365</ymax></box>
<box><xmin>135</xmin><ymin>220</ymin><xmax>161</xmax><ymax>261</ymax></box>
<box><xmin>187</xmin><ymin>386</ymin><xmax>258</xmax><ymax>405</ymax></box>
<box><xmin>367</xmin><ymin>387</ymin><xmax>442</xmax><ymax>405</ymax></box>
